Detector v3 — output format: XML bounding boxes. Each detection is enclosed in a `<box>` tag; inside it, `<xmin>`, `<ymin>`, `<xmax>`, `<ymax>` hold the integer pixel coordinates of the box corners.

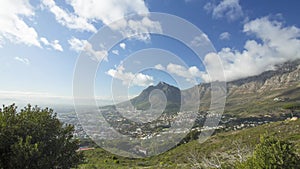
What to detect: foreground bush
<box><xmin>236</xmin><ymin>134</ymin><xmax>300</xmax><ymax>169</ymax></box>
<box><xmin>0</xmin><ymin>104</ymin><xmax>83</xmax><ymax>169</ymax></box>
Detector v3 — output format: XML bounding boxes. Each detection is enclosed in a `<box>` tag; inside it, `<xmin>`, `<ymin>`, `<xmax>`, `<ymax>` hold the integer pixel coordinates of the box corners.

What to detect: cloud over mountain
<box><xmin>201</xmin><ymin>16</ymin><xmax>300</xmax><ymax>82</ymax></box>
<box><xmin>106</xmin><ymin>65</ymin><xmax>154</xmax><ymax>87</ymax></box>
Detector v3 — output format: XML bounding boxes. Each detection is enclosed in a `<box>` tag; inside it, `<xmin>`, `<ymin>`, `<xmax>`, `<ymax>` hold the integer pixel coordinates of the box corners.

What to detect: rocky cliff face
<box><xmin>227</xmin><ymin>60</ymin><xmax>300</xmax><ymax>95</ymax></box>
<box><xmin>180</xmin><ymin>60</ymin><xmax>300</xmax><ymax>112</ymax></box>
<box><xmin>195</xmin><ymin>60</ymin><xmax>300</xmax><ymax>98</ymax></box>
<box><xmin>119</xmin><ymin>60</ymin><xmax>300</xmax><ymax>113</ymax></box>
<box><xmin>129</xmin><ymin>81</ymin><xmax>181</xmax><ymax>112</ymax></box>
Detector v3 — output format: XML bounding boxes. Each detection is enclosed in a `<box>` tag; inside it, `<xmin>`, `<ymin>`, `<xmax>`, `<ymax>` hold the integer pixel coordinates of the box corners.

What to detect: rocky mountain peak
<box><xmin>130</xmin><ymin>81</ymin><xmax>181</xmax><ymax>112</ymax></box>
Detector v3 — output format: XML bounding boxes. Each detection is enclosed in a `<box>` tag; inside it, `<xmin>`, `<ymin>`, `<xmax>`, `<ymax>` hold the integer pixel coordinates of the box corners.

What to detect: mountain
<box><xmin>129</xmin><ymin>81</ymin><xmax>181</xmax><ymax>113</ymax></box>
<box><xmin>113</xmin><ymin>60</ymin><xmax>300</xmax><ymax>116</ymax></box>
<box><xmin>189</xmin><ymin>59</ymin><xmax>300</xmax><ymax>116</ymax></box>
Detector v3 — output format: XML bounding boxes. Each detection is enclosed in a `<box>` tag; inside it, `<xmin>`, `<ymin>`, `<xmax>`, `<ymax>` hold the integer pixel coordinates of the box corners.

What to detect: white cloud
<box><xmin>200</xmin><ymin>16</ymin><xmax>300</xmax><ymax>82</ymax></box>
<box><xmin>112</xmin><ymin>50</ymin><xmax>119</xmax><ymax>55</ymax></box>
<box><xmin>204</xmin><ymin>0</ymin><xmax>243</xmax><ymax>21</ymax></box>
<box><xmin>41</xmin><ymin>0</ymin><xmax>96</xmax><ymax>32</ymax></box>
<box><xmin>119</xmin><ymin>43</ymin><xmax>126</xmax><ymax>49</ymax></box>
<box><xmin>219</xmin><ymin>32</ymin><xmax>231</xmax><ymax>40</ymax></box>
<box><xmin>14</xmin><ymin>57</ymin><xmax>30</xmax><ymax>65</ymax></box>
<box><xmin>40</xmin><ymin>37</ymin><xmax>49</xmax><ymax>45</ymax></box>
<box><xmin>154</xmin><ymin>63</ymin><xmax>204</xmax><ymax>82</ymax></box>
<box><xmin>67</xmin><ymin>0</ymin><xmax>149</xmax><ymax>26</ymax></box>
<box><xmin>151</xmin><ymin>17</ymin><xmax>300</xmax><ymax>83</ymax></box>
<box><xmin>110</xmin><ymin>16</ymin><xmax>162</xmax><ymax>41</ymax></box>
<box><xmin>0</xmin><ymin>36</ymin><xmax>3</xmax><ymax>48</ymax></box>
<box><xmin>68</xmin><ymin>37</ymin><xmax>108</xmax><ymax>61</ymax></box>
<box><xmin>166</xmin><ymin>63</ymin><xmax>204</xmax><ymax>82</ymax></box>
<box><xmin>51</xmin><ymin>40</ymin><xmax>63</xmax><ymax>52</ymax></box>
<box><xmin>190</xmin><ymin>33</ymin><xmax>210</xmax><ymax>47</ymax></box>
<box><xmin>40</xmin><ymin>37</ymin><xmax>63</xmax><ymax>51</ymax></box>
<box><xmin>68</xmin><ymin>37</ymin><xmax>87</xmax><ymax>52</ymax></box>
<box><xmin>154</xmin><ymin>64</ymin><xmax>165</xmax><ymax>70</ymax></box>
<box><xmin>106</xmin><ymin>65</ymin><xmax>154</xmax><ymax>87</ymax></box>
<box><xmin>0</xmin><ymin>0</ymin><xmax>41</xmax><ymax>47</ymax></box>
<box><xmin>42</xmin><ymin>0</ymin><xmax>162</xmax><ymax>41</ymax></box>
<box><xmin>167</xmin><ymin>64</ymin><xmax>191</xmax><ymax>79</ymax></box>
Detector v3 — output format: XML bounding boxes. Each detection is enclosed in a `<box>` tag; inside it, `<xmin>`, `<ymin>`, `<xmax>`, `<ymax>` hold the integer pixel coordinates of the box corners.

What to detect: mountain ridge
<box><xmin>129</xmin><ymin>81</ymin><xmax>181</xmax><ymax>112</ymax></box>
<box><xmin>192</xmin><ymin>59</ymin><xmax>300</xmax><ymax>115</ymax></box>
<box><xmin>113</xmin><ymin>59</ymin><xmax>300</xmax><ymax>115</ymax></box>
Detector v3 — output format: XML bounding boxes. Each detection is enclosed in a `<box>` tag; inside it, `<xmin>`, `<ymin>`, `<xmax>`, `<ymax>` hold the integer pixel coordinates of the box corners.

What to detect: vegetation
<box><xmin>1</xmin><ymin>101</ymin><xmax>299</xmax><ymax>168</ymax></box>
<box><xmin>283</xmin><ymin>102</ymin><xmax>300</xmax><ymax>116</ymax></box>
<box><xmin>283</xmin><ymin>103</ymin><xmax>300</xmax><ymax>110</ymax></box>
<box><xmin>0</xmin><ymin>104</ymin><xmax>83</xmax><ymax>169</ymax></box>
<box><xmin>210</xmin><ymin>85</ymin><xmax>300</xmax><ymax>118</ymax></box>
<box><xmin>79</xmin><ymin>119</ymin><xmax>300</xmax><ymax>168</ymax></box>
<box><xmin>237</xmin><ymin>134</ymin><xmax>300</xmax><ymax>169</ymax></box>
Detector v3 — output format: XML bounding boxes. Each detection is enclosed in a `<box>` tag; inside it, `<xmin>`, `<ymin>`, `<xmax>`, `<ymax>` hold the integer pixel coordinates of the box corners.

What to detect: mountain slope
<box><xmin>113</xmin><ymin>60</ymin><xmax>300</xmax><ymax>117</ymax></box>
<box><xmin>191</xmin><ymin>60</ymin><xmax>300</xmax><ymax>116</ymax></box>
<box><xmin>129</xmin><ymin>81</ymin><xmax>181</xmax><ymax>113</ymax></box>
<box><xmin>79</xmin><ymin>119</ymin><xmax>300</xmax><ymax>169</ymax></box>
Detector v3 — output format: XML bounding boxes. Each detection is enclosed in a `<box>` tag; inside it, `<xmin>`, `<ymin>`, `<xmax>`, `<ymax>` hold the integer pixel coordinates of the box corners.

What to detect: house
<box><xmin>273</xmin><ymin>97</ymin><xmax>289</xmax><ymax>102</ymax></box>
<box><xmin>133</xmin><ymin>146</ymin><xmax>147</xmax><ymax>156</ymax></box>
<box><xmin>290</xmin><ymin>117</ymin><xmax>298</xmax><ymax>121</ymax></box>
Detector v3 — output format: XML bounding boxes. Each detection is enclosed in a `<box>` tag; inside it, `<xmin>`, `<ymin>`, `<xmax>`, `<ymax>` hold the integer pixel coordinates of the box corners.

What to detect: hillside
<box><xmin>129</xmin><ymin>81</ymin><xmax>181</xmax><ymax>113</ymax></box>
<box><xmin>79</xmin><ymin>119</ymin><xmax>300</xmax><ymax>168</ymax></box>
<box><xmin>113</xmin><ymin>60</ymin><xmax>300</xmax><ymax>117</ymax></box>
<box><xmin>98</xmin><ymin>60</ymin><xmax>300</xmax><ymax>140</ymax></box>
<box><xmin>185</xmin><ymin>59</ymin><xmax>300</xmax><ymax>117</ymax></box>
<box><xmin>81</xmin><ymin>60</ymin><xmax>300</xmax><ymax>168</ymax></box>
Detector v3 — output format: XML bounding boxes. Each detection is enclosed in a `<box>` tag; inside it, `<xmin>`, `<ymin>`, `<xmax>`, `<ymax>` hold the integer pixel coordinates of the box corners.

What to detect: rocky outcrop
<box><xmin>198</xmin><ymin>60</ymin><xmax>300</xmax><ymax>97</ymax></box>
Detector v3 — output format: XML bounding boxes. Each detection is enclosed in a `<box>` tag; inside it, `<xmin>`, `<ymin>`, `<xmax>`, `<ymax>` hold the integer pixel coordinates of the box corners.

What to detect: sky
<box><xmin>0</xmin><ymin>0</ymin><xmax>300</xmax><ymax>106</ymax></box>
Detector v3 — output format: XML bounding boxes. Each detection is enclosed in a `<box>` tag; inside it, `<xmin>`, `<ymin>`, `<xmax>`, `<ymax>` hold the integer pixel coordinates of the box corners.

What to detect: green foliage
<box><xmin>0</xmin><ymin>104</ymin><xmax>83</xmax><ymax>169</ymax></box>
<box><xmin>283</xmin><ymin>103</ymin><xmax>300</xmax><ymax>111</ymax></box>
<box><xmin>237</xmin><ymin>134</ymin><xmax>300</xmax><ymax>169</ymax></box>
<box><xmin>78</xmin><ymin>120</ymin><xmax>300</xmax><ymax>168</ymax></box>
<box><xmin>179</xmin><ymin>129</ymin><xmax>200</xmax><ymax>145</ymax></box>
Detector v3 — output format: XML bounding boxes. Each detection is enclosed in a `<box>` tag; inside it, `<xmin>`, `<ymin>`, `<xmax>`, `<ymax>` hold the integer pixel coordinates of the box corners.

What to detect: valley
<box><xmin>52</xmin><ymin>60</ymin><xmax>300</xmax><ymax>168</ymax></box>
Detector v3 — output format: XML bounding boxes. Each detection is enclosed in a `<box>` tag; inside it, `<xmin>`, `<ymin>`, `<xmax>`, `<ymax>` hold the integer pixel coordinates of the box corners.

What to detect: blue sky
<box><xmin>0</xmin><ymin>0</ymin><xmax>299</xmax><ymax>106</ymax></box>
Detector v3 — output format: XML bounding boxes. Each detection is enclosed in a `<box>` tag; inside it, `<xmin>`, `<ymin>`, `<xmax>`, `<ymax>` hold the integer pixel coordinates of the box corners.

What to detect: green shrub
<box><xmin>236</xmin><ymin>134</ymin><xmax>300</xmax><ymax>169</ymax></box>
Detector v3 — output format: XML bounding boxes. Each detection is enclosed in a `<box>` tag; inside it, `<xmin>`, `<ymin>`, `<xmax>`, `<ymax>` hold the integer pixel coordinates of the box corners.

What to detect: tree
<box><xmin>236</xmin><ymin>134</ymin><xmax>300</xmax><ymax>169</ymax></box>
<box><xmin>0</xmin><ymin>104</ymin><xmax>83</xmax><ymax>169</ymax></box>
